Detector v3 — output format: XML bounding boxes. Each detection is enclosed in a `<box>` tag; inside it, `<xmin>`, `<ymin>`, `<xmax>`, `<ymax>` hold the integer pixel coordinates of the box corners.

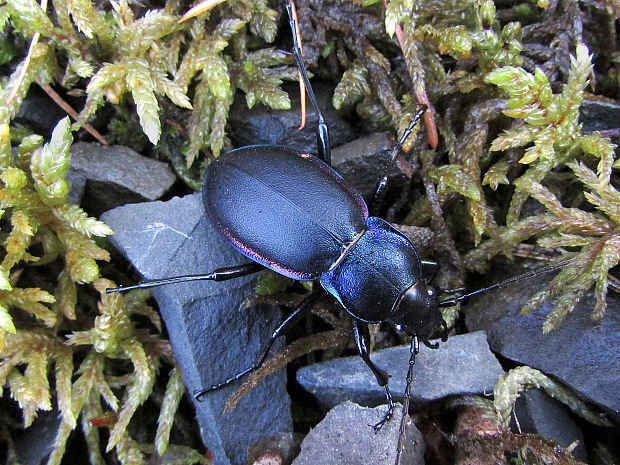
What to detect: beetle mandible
<box><xmin>107</xmin><ymin>0</ymin><xmax>571</xmax><ymax>433</ymax></box>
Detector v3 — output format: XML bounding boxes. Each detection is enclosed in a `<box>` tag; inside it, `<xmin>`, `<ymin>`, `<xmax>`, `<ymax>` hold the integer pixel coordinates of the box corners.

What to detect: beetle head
<box><xmin>387</xmin><ymin>281</ymin><xmax>444</xmax><ymax>339</ymax></box>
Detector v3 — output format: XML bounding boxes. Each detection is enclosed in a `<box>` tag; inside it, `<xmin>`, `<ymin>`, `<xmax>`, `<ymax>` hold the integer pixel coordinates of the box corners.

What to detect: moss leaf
<box><xmin>385</xmin><ymin>0</ymin><xmax>413</xmax><ymax>38</ymax></box>
<box><xmin>429</xmin><ymin>164</ymin><xmax>481</xmax><ymax>201</ymax></box>
<box><xmin>126</xmin><ymin>59</ymin><xmax>161</xmax><ymax>145</ymax></box>
<box><xmin>482</xmin><ymin>158</ymin><xmax>510</xmax><ymax>190</ymax></box>
<box><xmin>6</xmin><ymin>0</ymin><xmax>57</xmax><ymax>37</ymax></box>
<box><xmin>31</xmin><ymin>117</ymin><xmax>72</xmax><ymax>207</ymax></box>
<box><xmin>155</xmin><ymin>367</ymin><xmax>184</xmax><ymax>455</ymax></box>
<box><xmin>0</xmin><ymin>302</ymin><xmax>16</xmax><ymax>334</ymax></box>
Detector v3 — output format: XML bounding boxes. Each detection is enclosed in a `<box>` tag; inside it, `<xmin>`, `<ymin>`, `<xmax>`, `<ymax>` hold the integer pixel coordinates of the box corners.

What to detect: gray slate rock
<box><xmin>69</xmin><ymin>143</ymin><xmax>176</xmax><ymax>215</ymax></box>
<box><xmin>297</xmin><ymin>331</ymin><xmax>503</xmax><ymax>411</ymax></box>
<box><xmin>331</xmin><ymin>131</ymin><xmax>401</xmax><ymax>200</ymax></box>
<box><xmin>15</xmin><ymin>88</ymin><xmax>68</xmax><ymax>137</ymax></box>
<box><xmin>291</xmin><ymin>401</ymin><xmax>424</xmax><ymax>465</ymax></box>
<box><xmin>579</xmin><ymin>99</ymin><xmax>620</xmax><ymax>156</ymax></box>
<box><xmin>464</xmin><ymin>272</ymin><xmax>620</xmax><ymax>422</ymax></box>
<box><xmin>228</xmin><ymin>83</ymin><xmax>355</xmax><ymax>156</ymax></box>
<box><xmin>101</xmin><ymin>193</ymin><xmax>292</xmax><ymax>465</ymax></box>
<box><xmin>580</xmin><ymin>99</ymin><xmax>620</xmax><ymax>132</ymax></box>
<box><xmin>14</xmin><ymin>410</ymin><xmax>63</xmax><ymax>465</ymax></box>
<box><xmin>512</xmin><ymin>388</ymin><xmax>587</xmax><ymax>461</ymax></box>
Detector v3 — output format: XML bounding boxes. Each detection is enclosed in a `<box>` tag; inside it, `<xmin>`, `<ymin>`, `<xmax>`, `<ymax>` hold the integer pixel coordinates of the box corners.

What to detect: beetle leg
<box><xmin>395</xmin><ymin>336</ymin><xmax>420</xmax><ymax>465</ymax></box>
<box><xmin>106</xmin><ymin>262</ymin><xmax>264</xmax><ymax>293</ymax></box>
<box><xmin>351</xmin><ymin>319</ymin><xmax>394</xmax><ymax>431</ymax></box>
<box><xmin>369</xmin><ymin>106</ymin><xmax>427</xmax><ymax>215</ymax></box>
<box><xmin>193</xmin><ymin>289</ymin><xmax>322</xmax><ymax>400</ymax></box>
<box><xmin>420</xmin><ymin>338</ymin><xmax>440</xmax><ymax>349</ymax></box>
<box><xmin>438</xmin><ymin>318</ymin><xmax>449</xmax><ymax>342</ymax></box>
<box><xmin>283</xmin><ymin>0</ymin><xmax>331</xmax><ymax>165</ymax></box>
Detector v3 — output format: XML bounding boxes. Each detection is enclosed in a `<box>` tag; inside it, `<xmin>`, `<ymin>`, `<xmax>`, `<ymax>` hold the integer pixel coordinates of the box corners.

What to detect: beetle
<box><xmin>108</xmin><ymin>0</ymin><xmax>441</xmax><ymax>431</ymax></box>
<box><xmin>108</xmin><ymin>0</ymin><xmax>572</xmax><ymax>438</ymax></box>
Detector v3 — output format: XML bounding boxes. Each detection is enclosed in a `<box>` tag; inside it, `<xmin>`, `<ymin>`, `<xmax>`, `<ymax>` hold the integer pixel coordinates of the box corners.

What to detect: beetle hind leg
<box><xmin>106</xmin><ymin>262</ymin><xmax>264</xmax><ymax>293</ymax></box>
<box><xmin>282</xmin><ymin>0</ymin><xmax>331</xmax><ymax>165</ymax></box>
<box><xmin>193</xmin><ymin>289</ymin><xmax>322</xmax><ymax>400</ymax></box>
<box><xmin>351</xmin><ymin>319</ymin><xmax>395</xmax><ymax>431</ymax></box>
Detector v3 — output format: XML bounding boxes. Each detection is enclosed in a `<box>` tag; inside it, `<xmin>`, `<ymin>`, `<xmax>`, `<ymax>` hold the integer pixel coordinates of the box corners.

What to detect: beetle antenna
<box><xmin>370</xmin><ymin>106</ymin><xmax>427</xmax><ymax>214</ymax></box>
<box><xmin>438</xmin><ymin>258</ymin><xmax>576</xmax><ymax>307</ymax></box>
<box><xmin>394</xmin><ymin>336</ymin><xmax>419</xmax><ymax>465</ymax></box>
<box><xmin>105</xmin><ymin>262</ymin><xmax>263</xmax><ymax>293</ymax></box>
<box><xmin>283</xmin><ymin>0</ymin><xmax>331</xmax><ymax>164</ymax></box>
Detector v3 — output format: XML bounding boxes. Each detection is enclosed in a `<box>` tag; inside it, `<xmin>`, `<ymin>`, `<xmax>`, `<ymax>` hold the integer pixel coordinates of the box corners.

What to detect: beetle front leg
<box><xmin>351</xmin><ymin>319</ymin><xmax>394</xmax><ymax>431</ymax></box>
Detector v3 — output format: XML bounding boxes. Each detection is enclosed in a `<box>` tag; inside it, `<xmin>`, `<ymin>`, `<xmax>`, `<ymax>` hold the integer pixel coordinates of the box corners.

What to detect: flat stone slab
<box><xmin>297</xmin><ymin>331</ymin><xmax>503</xmax><ymax>411</ymax></box>
<box><xmin>69</xmin><ymin>142</ymin><xmax>176</xmax><ymax>214</ymax></box>
<box><xmin>291</xmin><ymin>401</ymin><xmax>424</xmax><ymax>465</ymax></box>
<box><xmin>512</xmin><ymin>388</ymin><xmax>587</xmax><ymax>461</ymax></box>
<box><xmin>101</xmin><ymin>193</ymin><xmax>291</xmax><ymax>465</ymax></box>
<box><xmin>465</xmin><ymin>271</ymin><xmax>620</xmax><ymax>422</ymax></box>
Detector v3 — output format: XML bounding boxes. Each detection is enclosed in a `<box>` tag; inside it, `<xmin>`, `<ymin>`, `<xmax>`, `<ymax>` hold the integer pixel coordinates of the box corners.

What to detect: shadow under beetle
<box><xmin>108</xmin><ymin>0</ymin><xmax>572</xmax><ymax>437</ymax></box>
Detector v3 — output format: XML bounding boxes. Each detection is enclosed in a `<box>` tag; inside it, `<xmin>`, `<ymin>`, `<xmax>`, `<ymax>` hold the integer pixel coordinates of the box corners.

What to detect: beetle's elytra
<box><xmin>203</xmin><ymin>144</ymin><xmax>368</xmax><ymax>281</ymax></box>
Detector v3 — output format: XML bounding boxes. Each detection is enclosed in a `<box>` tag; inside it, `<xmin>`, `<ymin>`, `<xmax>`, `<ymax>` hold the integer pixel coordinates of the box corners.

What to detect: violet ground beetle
<box><xmin>108</xmin><ymin>1</ymin><xmax>573</xmax><ymax>460</ymax></box>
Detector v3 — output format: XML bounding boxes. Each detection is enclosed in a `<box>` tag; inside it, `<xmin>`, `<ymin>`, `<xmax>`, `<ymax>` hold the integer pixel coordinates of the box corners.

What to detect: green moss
<box><xmin>0</xmin><ymin>0</ymin><xmax>617</xmax><ymax>462</ymax></box>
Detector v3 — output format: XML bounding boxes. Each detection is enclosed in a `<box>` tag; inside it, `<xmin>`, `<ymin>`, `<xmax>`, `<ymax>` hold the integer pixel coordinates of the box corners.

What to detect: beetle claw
<box><xmin>370</xmin><ymin>412</ymin><xmax>392</xmax><ymax>432</ymax></box>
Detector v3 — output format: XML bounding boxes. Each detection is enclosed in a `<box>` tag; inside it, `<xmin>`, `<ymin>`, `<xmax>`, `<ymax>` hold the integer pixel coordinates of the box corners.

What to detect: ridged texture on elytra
<box><xmin>203</xmin><ymin>145</ymin><xmax>368</xmax><ymax>280</ymax></box>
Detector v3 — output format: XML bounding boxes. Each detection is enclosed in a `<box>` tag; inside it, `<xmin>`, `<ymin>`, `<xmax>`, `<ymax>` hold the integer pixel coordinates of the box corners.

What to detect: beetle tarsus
<box><xmin>394</xmin><ymin>337</ymin><xmax>420</xmax><ymax>465</ymax></box>
<box><xmin>371</xmin><ymin>385</ymin><xmax>394</xmax><ymax>431</ymax></box>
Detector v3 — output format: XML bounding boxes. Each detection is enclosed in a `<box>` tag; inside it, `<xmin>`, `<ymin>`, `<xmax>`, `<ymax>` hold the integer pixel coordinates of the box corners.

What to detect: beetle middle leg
<box><xmin>370</xmin><ymin>106</ymin><xmax>427</xmax><ymax>215</ymax></box>
<box><xmin>351</xmin><ymin>319</ymin><xmax>394</xmax><ymax>431</ymax></box>
<box><xmin>193</xmin><ymin>288</ymin><xmax>323</xmax><ymax>400</ymax></box>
